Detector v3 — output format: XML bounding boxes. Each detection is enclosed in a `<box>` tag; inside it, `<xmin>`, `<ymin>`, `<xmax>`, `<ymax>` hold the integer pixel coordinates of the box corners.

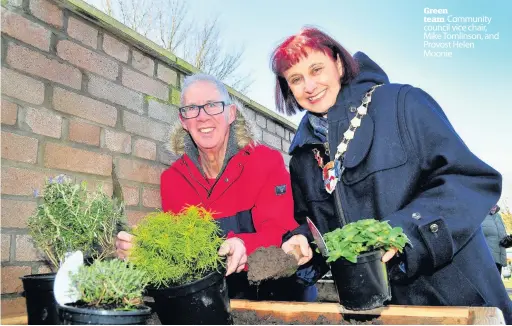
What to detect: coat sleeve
<box><xmin>386</xmin><ymin>87</ymin><xmax>502</xmax><ymax>278</ymax></box>
<box><xmin>231</xmin><ymin>149</ymin><xmax>299</xmax><ymax>256</ymax></box>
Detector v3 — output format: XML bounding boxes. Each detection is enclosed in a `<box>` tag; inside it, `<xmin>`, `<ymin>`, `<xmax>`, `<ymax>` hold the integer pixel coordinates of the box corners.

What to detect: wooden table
<box><xmin>2</xmin><ymin>300</ymin><xmax>505</xmax><ymax>325</ymax></box>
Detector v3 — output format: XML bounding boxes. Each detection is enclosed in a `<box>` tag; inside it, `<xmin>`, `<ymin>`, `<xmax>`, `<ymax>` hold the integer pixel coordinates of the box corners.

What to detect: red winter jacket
<box><xmin>160</xmin><ymin>142</ymin><xmax>299</xmax><ymax>256</ymax></box>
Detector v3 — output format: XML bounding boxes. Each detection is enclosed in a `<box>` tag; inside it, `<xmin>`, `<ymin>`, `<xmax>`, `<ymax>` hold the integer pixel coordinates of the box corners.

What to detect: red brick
<box><xmin>67</xmin><ymin>16</ymin><xmax>98</xmax><ymax>48</ymax></box>
<box><xmin>29</xmin><ymin>0</ymin><xmax>63</xmax><ymax>28</ymax></box>
<box><xmin>88</xmin><ymin>74</ymin><xmax>143</xmax><ymax>113</ymax></box>
<box><xmin>126</xmin><ymin>210</ymin><xmax>147</xmax><ymax>227</ymax></box>
<box><xmin>2</xmin><ymin>266</ymin><xmax>31</xmax><ymax>294</ymax></box>
<box><xmin>123</xmin><ymin>111</ymin><xmax>167</xmax><ymax>142</ymax></box>
<box><xmin>148</xmin><ymin>99</ymin><xmax>175</xmax><ymax>124</ymax></box>
<box><xmin>68</xmin><ymin>120</ymin><xmax>100</xmax><ymax>146</ymax></box>
<box><xmin>53</xmin><ymin>87</ymin><xmax>117</xmax><ymax>127</ymax></box>
<box><xmin>1</xmin><ymin>297</ymin><xmax>27</xmax><ymax>317</ymax></box>
<box><xmin>7</xmin><ymin>43</ymin><xmax>81</xmax><ymax>89</ymax></box>
<box><xmin>1</xmin><ymin>68</ymin><xmax>45</xmax><ymax>105</ymax></box>
<box><xmin>157</xmin><ymin>64</ymin><xmax>178</xmax><ymax>85</ymax></box>
<box><xmin>78</xmin><ymin>178</ymin><xmax>113</xmax><ymax>197</ymax></box>
<box><xmin>15</xmin><ymin>235</ymin><xmax>45</xmax><ymax>261</ymax></box>
<box><xmin>1</xmin><ymin>167</ymin><xmax>48</xmax><ymax>196</ymax></box>
<box><xmin>57</xmin><ymin>40</ymin><xmax>118</xmax><ymax>80</ymax></box>
<box><xmin>121</xmin><ymin>185</ymin><xmax>139</xmax><ymax>206</ymax></box>
<box><xmin>1</xmin><ymin>199</ymin><xmax>37</xmax><ymax>228</ymax></box>
<box><xmin>132</xmin><ymin>50</ymin><xmax>154</xmax><ymax>76</ymax></box>
<box><xmin>142</xmin><ymin>187</ymin><xmax>160</xmax><ymax>208</ymax></box>
<box><xmin>2</xmin><ymin>236</ymin><xmax>10</xmax><ymax>262</ymax></box>
<box><xmin>1</xmin><ymin>131</ymin><xmax>38</xmax><ymax>164</ymax></box>
<box><xmin>1</xmin><ymin>99</ymin><xmax>17</xmax><ymax>125</ymax></box>
<box><xmin>24</xmin><ymin>107</ymin><xmax>62</xmax><ymax>139</ymax></box>
<box><xmin>1</xmin><ymin>8</ymin><xmax>51</xmax><ymax>51</ymax></box>
<box><xmin>44</xmin><ymin>142</ymin><xmax>112</xmax><ymax>176</ymax></box>
<box><xmin>117</xmin><ymin>157</ymin><xmax>164</xmax><ymax>184</ymax></box>
<box><xmin>102</xmin><ymin>34</ymin><xmax>128</xmax><ymax>62</ymax></box>
<box><xmin>134</xmin><ymin>138</ymin><xmax>156</xmax><ymax>160</ymax></box>
<box><xmin>103</xmin><ymin>129</ymin><xmax>131</xmax><ymax>154</ymax></box>
<box><xmin>122</xmin><ymin>67</ymin><xmax>168</xmax><ymax>101</ymax></box>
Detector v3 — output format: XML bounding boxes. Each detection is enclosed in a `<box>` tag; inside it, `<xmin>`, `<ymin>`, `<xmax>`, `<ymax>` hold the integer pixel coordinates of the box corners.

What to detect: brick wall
<box><xmin>0</xmin><ymin>0</ymin><xmax>296</xmax><ymax>314</ymax></box>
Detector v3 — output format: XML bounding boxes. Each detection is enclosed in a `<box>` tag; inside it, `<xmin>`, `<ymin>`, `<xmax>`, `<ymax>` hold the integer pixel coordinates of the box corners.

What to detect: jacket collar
<box><xmin>289</xmin><ymin>52</ymin><xmax>388</xmax><ymax>169</ymax></box>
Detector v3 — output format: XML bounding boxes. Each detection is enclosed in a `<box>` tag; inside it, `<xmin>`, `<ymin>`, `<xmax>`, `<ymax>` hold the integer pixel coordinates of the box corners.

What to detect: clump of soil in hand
<box><xmin>231</xmin><ymin>310</ymin><xmax>383</xmax><ymax>325</ymax></box>
<box><xmin>247</xmin><ymin>246</ymin><xmax>298</xmax><ymax>284</ymax></box>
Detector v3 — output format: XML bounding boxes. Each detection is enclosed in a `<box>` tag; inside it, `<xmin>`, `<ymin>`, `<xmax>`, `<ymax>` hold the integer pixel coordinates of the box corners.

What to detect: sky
<box><xmin>86</xmin><ymin>0</ymin><xmax>512</xmax><ymax>205</ymax></box>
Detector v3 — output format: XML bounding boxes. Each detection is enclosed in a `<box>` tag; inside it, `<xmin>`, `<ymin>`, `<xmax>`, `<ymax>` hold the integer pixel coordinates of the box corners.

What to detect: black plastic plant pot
<box><xmin>20</xmin><ymin>273</ymin><xmax>60</xmax><ymax>325</ymax></box>
<box><xmin>329</xmin><ymin>250</ymin><xmax>391</xmax><ymax>311</ymax></box>
<box><xmin>146</xmin><ymin>269</ymin><xmax>232</xmax><ymax>325</ymax></box>
<box><xmin>58</xmin><ymin>304</ymin><xmax>152</xmax><ymax>325</ymax></box>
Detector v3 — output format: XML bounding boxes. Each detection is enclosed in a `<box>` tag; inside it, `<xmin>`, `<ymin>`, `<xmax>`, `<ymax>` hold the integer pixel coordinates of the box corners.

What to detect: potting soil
<box><xmin>231</xmin><ymin>310</ymin><xmax>383</xmax><ymax>325</ymax></box>
<box><xmin>247</xmin><ymin>246</ymin><xmax>298</xmax><ymax>284</ymax></box>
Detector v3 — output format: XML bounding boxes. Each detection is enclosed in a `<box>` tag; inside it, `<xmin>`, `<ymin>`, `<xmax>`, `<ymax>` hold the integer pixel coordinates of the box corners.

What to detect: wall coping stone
<box><xmin>54</xmin><ymin>0</ymin><xmax>298</xmax><ymax>131</ymax></box>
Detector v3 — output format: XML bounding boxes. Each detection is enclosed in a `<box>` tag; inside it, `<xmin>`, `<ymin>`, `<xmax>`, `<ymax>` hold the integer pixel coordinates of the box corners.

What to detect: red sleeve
<box><xmin>230</xmin><ymin>149</ymin><xmax>299</xmax><ymax>255</ymax></box>
<box><xmin>160</xmin><ymin>168</ymin><xmax>173</xmax><ymax>213</ymax></box>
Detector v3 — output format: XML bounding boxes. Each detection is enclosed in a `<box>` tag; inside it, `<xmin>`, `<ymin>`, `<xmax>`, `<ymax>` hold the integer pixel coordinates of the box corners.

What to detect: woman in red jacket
<box><xmin>116</xmin><ymin>73</ymin><xmax>315</xmax><ymax>300</ymax></box>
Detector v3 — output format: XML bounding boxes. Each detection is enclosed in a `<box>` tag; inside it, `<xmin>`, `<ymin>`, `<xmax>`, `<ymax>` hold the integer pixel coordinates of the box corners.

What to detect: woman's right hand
<box><xmin>116</xmin><ymin>231</ymin><xmax>134</xmax><ymax>260</ymax></box>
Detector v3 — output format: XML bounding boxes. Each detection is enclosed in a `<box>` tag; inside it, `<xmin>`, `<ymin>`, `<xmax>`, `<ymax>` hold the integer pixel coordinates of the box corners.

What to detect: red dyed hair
<box><xmin>271</xmin><ymin>26</ymin><xmax>359</xmax><ymax>115</ymax></box>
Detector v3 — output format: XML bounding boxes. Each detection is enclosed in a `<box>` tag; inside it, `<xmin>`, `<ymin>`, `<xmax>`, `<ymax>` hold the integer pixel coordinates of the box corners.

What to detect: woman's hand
<box><xmin>282</xmin><ymin>234</ymin><xmax>313</xmax><ymax>266</ymax></box>
<box><xmin>116</xmin><ymin>231</ymin><xmax>134</xmax><ymax>260</ymax></box>
<box><xmin>382</xmin><ymin>248</ymin><xmax>398</xmax><ymax>263</ymax></box>
<box><xmin>218</xmin><ymin>237</ymin><xmax>247</xmax><ymax>276</ymax></box>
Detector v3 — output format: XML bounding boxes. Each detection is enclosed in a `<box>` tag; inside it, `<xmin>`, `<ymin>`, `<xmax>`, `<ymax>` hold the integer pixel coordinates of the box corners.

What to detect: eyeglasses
<box><xmin>179</xmin><ymin>101</ymin><xmax>225</xmax><ymax>119</ymax></box>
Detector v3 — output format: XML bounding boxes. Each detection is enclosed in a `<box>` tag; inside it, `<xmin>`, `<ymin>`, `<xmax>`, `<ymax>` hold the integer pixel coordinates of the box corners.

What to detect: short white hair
<box><xmin>180</xmin><ymin>73</ymin><xmax>232</xmax><ymax>106</ymax></box>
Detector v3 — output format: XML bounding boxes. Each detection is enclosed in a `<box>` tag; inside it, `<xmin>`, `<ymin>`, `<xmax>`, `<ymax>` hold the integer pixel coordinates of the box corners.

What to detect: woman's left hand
<box><xmin>381</xmin><ymin>248</ymin><xmax>398</xmax><ymax>263</ymax></box>
<box><xmin>282</xmin><ymin>234</ymin><xmax>313</xmax><ymax>266</ymax></box>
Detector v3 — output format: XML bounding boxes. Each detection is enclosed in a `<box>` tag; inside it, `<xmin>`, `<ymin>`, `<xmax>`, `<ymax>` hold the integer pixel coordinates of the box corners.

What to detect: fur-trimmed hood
<box><xmin>168</xmin><ymin>99</ymin><xmax>259</xmax><ymax>156</ymax></box>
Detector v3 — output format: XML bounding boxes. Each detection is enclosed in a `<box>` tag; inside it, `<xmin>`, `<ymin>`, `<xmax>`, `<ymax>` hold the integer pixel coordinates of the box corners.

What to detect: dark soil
<box><xmin>231</xmin><ymin>310</ymin><xmax>383</xmax><ymax>325</ymax></box>
<box><xmin>147</xmin><ymin>310</ymin><xmax>383</xmax><ymax>325</ymax></box>
<box><xmin>247</xmin><ymin>246</ymin><xmax>298</xmax><ymax>284</ymax></box>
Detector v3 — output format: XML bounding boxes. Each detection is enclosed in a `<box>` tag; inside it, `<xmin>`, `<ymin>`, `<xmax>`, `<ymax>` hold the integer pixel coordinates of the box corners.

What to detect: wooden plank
<box><xmin>231</xmin><ymin>300</ymin><xmax>505</xmax><ymax>325</ymax></box>
<box><xmin>469</xmin><ymin>307</ymin><xmax>506</xmax><ymax>325</ymax></box>
<box><xmin>1</xmin><ymin>313</ymin><xmax>27</xmax><ymax>325</ymax></box>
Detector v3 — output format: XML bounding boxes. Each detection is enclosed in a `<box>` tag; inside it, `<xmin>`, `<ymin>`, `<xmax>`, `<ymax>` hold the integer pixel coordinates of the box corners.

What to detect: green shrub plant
<box><xmin>324</xmin><ymin>219</ymin><xmax>410</xmax><ymax>263</ymax></box>
<box><xmin>70</xmin><ymin>259</ymin><xmax>149</xmax><ymax>310</ymax></box>
<box><xmin>130</xmin><ymin>205</ymin><xmax>225</xmax><ymax>288</ymax></box>
<box><xmin>27</xmin><ymin>175</ymin><xmax>125</xmax><ymax>270</ymax></box>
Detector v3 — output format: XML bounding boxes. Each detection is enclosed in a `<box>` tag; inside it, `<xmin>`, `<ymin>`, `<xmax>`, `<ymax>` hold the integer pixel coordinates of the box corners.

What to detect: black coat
<box><xmin>288</xmin><ymin>52</ymin><xmax>512</xmax><ymax>323</ymax></box>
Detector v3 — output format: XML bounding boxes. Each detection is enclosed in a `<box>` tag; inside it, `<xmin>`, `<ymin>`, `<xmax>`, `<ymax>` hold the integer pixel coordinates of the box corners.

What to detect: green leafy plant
<box><xmin>28</xmin><ymin>175</ymin><xmax>126</xmax><ymax>270</ymax></box>
<box><xmin>323</xmin><ymin>219</ymin><xmax>410</xmax><ymax>263</ymax></box>
<box><xmin>130</xmin><ymin>206</ymin><xmax>225</xmax><ymax>288</ymax></box>
<box><xmin>71</xmin><ymin>259</ymin><xmax>149</xmax><ymax>310</ymax></box>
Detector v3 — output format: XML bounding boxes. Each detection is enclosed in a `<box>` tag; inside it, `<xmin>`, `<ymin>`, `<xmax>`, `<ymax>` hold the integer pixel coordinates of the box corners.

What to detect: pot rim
<box><xmin>58</xmin><ymin>304</ymin><xmax>151</xmax><ymax>316</ymax></box>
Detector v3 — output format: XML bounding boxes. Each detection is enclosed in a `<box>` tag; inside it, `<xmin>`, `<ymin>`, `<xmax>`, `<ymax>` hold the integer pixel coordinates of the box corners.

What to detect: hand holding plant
<box><xmin>323</xmin><ymin>219</ymin><xmax>410</xmax><ymax>263</ymax></box>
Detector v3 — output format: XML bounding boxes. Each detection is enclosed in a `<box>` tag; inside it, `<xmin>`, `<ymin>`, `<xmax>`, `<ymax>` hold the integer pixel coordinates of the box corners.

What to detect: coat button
<box><xmin>412</xmin><ymin>212</ymin><xmax>421</xmax><ymax>220</ymax></box>
<box><xmin>429</xmin><ymin>223</ymin><xmax>439</xmax><ymax>233</ymax></box>
<box><xmin>349</xmin><ymin>106</ymin><xmax>357</xmax><ymax>113</ymax></box>
<box><xmin>224</xmin><ymin>178</ymin><xmax>229</xmax><ymax>182</ymax></box>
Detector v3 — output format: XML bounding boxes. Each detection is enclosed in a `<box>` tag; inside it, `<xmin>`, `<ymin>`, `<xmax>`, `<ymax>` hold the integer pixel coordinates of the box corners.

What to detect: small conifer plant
<box><xmin>324</xmin><ymin>219</ymin><xmax>410</xmax><ymax>263</ymax></box>
<box><xmin>130</xmin><ymin>206</ymin><xmax>225</xmax><ymax>288</ymax></box>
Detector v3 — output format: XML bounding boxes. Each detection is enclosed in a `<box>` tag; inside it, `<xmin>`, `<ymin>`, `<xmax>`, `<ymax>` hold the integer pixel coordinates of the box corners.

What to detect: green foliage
<box><xmin>324</xmin><ymin>219</ymin><xmax>410</xmax><ymax>263</ymax></box>
<box><xmin>27</xmin><ymin>175</ymin><xmax>126</xmax><ymax>270</ymax></box>
<box><xmin>72</xmin><ymin>259</ymin><xmax>149</xmax><ymax>310</ymax></box>
<box><xmin>130</xmin><ymin>206</ymin><xmax>225</xmax><ymax>288</ymax></box>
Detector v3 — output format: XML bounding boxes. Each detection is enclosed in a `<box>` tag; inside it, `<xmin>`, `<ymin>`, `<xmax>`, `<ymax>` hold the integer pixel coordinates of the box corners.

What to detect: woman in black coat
<box><xmin>272</xmin><ymin>26</ymin><xmax>512</xmax><ymax>323</ymax></box>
